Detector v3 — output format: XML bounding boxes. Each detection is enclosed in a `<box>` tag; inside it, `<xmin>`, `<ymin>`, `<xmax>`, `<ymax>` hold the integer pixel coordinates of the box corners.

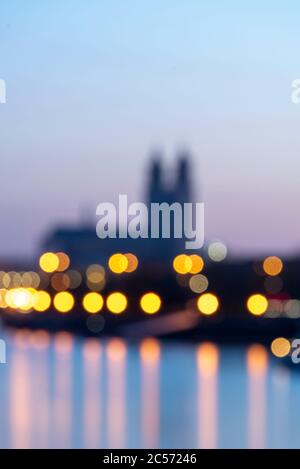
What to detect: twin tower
<box><xmin>147</xmin><ymin>150</ymin><xmax>193</xmax><ymax>208</ymax></box>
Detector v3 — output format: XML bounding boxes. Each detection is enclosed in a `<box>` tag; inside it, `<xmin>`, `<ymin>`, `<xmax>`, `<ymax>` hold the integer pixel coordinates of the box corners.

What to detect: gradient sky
<box><xmin>1</xmin><ymin>0</ymin><xmax>300</xmax><ymax>259</ymax></box>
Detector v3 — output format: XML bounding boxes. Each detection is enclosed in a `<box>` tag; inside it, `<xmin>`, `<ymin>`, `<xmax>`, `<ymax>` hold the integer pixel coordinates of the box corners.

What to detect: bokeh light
<box><xmin>197</xmin><ymin>293</ymin><xmax>219</xmax><ymax>315</ymax></box>
<box><xmin>284</xmin><ymin>299</ymin><xmax>300</xmax><ymax>318</ymax></box>
<box><xmin>208</xmin><ymin>242</ymin><xmax>227</xmax><ymax>262</ymax></box>
<box><xmin>106</xmin><ymin>292</ymin><xmax>127</xmax><ymax>314</ymax></box>
<box><xmin>21</xmin><ymin>271</ymin><xmax>40</xmax><ymax>289</ymax></box>
<box><xmin>271</xmin><ymin>337</ymin><xmax>291</xmax><ymax>358</ymax></box>
<box><xmin>263</xmin><ymin>256</ymin><xmax>283</xmax><ymax>276</ymax></box>
<box><xmin>266</xmin><ymin>299</ymin><xmax>283</xmax><ymax>318</ymax></box>
<box><xmin>140</xmin><ymin>292</ymin><xmax>161</xmax><ymax>314</ymax></box>
<box><xmin>124</xmin><ymin>253</ymin><xmax>139</xmax><ymax>273</ymax></box>
<box><xmin>2</xmin><ymin>272</ymin><xmax>11</xmax><ymax>288</ymax></box>
<box><xmin>39</xmin><ymin>252</ymin><xmax>59</xmax><ymax>273</ymax></box>
<box><xmin>86</xmin><ymin>264</ymin><xmax>105</xmax><ymax>283</ymax></box>
<box><xmin>247</xmin><ymin>294</ymin><xmax>268</xmax><ymax>316</ymax></box>
<box><xmin>12</xmin><ymin>272</ymin><xmax>22</xmax><ymax>287</ymax></box>
<box><xmin>0</xmin><ymin>288</ymin><xmax>7</xmax><ymax>308</ymax></box>
<box><xmin>56</xmin><ymin>252</ymin><xmax>70</xmax><ymax>272</ymax></box>
<box><xmin>5</xmin><ymin>288</ymin><xmax>34</xmax><ymax>312</ymax></box>
<box><xmin>82</xmin><ymin>292</ymin><xmax>104</xmax><ymax>314</ymax></box>
<box><xmin>67</xmin><ymin>270</ymin><xmax>82</xmax><ymax>289</ymax></box>
<box><xmin>33</xmin><ymin>290</ymin><xmax>51</xmax><ymax>312</ymax></box>
<box><xmin>189</xmin><ymin>274</ymin><xmax>209</xmax><ymax>293</ymax></box>
<box><xmin>53</xmin><ymin>291</ymin><xmax>74</xmax><ymax>313</ymax></box>
<box><xmin>173</xmin><ymin>254</ymin><xmax>193</xmax><ymax>274</ymax></box>
<box><xmin>51</xmin><ymin>273</ymin><xmax>70</xmax><ymax>291</ymax></box>
<box><xmin>38</xmin><ymin>271</ymin><xmax>50</xmax><ymax>289</ymax></box>
<box><xmin>86</xmin><ymin>264</ymin><xmax>106</xmax><ymax>290</ymax></box>
<box><xmin>189</xmin><ymin>255</ymin><xmax>204</xmax><ymax>274</ymax></box>
<box><xmin>108</xmin><ymin>253</ymin><xmax>128</xmax><ymax>274</ymax></box>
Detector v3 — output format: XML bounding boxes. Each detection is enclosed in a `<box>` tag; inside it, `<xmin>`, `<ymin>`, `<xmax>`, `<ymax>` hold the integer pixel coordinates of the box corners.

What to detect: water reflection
<box><xmin>1</xmin><ymin>330</ymin><xmax>300</xmax><ymax>448</ymax></box>
<box><xmin>197</xmin><ymin>343</ymin><xmax>219</xmax><ymax>449</ymax></box>
<box><xmin>140</xmin><ymin>338</ymin><xmax>160</xmax><ymax>448</ymax></box>
<box><xmin>106</xmin><ymin>338</ymin><xmax>127</xmax><ymax>449</ymax></box>
<box><xmin>10</xmin><ymin>331</ymin><xmax>31</xmax><ymax>449</ymax></box>
<box><xmin>53</xmin><ymin>332</ymin><xmax>73</xmax><ymax>448</ymax></box>
<box><xmin>83</xmin><ymin>339</ymin><xmax>102</xmax><ymax>448</ymax></box>
<box><xmin>30</xmin><ymin>330</ymin><xmax>50</xmax><ymax>448</ymax></box>
<box><xmin>246</xmin><ymin>344</ymin><xmax>268</xmax><ymax>449</ymax></box>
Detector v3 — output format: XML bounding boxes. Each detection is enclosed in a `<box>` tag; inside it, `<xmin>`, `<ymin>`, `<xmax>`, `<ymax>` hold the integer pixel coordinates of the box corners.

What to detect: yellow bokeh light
<box><xmin>124</xmin><ymin>253</ymin><xmax>139</xmax><ymax>273</ymax></box>
<box><xmin>82</xmin><ymin>292</ymin><xmax>104</xmax><ymax>314</ymax></box>
<box><xmin>271</xmin><ymin>337</ymin><xmax>291</xmax><ymax>358</ymax></box>
<box><xmin>173</xmin><ymin>254</ymin><xmax>193</xmax><ymax>274</ymax></box>
<box><xmin>140</xmin><ymin>292</ymin><xmax>161</xmax><ymax>314</ymax></box>
<box><xmin>197</xmin><ymin>293</ymin><xmax>219</xmax><ymax>315</ymax></box>
<box><xmin>247</xmin><ymin>294</ymin><xmax>268</xmax><ymax>316</ymax></box>
<box><xmin>33</xmin><ymin>290</ymin><xmax>51</xmax><ymax>312</ymax></box>
<box><xmin>189</xmin><ymin>255</ymin><xmax>204</xmax><ymax>274</ymax></box>
<box><xmin>263</xmin><ymin>256</ymin><xmax>283</xmax><ymax>277</ymax></box>
<box><xmin>108</xmin><ymin>253</ymin><xmax>128</xmax><ymax>274</ymax></box>
<box><xmin>53</xmin><ymin>291</ymin><xmax>74</xmax><ymax>313</ymax></box>
<box><xmin>106</xmin><ymin>292</ymin><xmax>127</xmax><ymax>314</ymax></box>
<box><xmin>18</xmin><ymin>288</ymin><xmax>33</xmax><ymax>310</ymax></box>
<box><xmin>6</xmin><ymin>288</ymin><xmax>33</xmax><ymax>311</ymax></box>
<box><xmin>39</xmin><ymin>252</ymin><xmax>59</xmax><ymax>273</ymax></box>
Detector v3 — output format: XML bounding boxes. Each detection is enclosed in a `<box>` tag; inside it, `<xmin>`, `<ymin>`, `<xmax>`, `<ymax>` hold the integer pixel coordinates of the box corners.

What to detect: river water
<box><xmin>0</xmin><ymin>328</ymin><xmax>299</xmax><ymax>448</ymax></box>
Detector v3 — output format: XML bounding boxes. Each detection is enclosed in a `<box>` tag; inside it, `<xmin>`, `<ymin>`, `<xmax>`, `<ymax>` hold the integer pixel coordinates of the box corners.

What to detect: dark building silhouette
<box><xmin>42</xmin><ymin>152</ymin><xmax>195</xmax><ymax>267</ymax></box>
<box><xmin>145</xmin><ymin>151</ymin><xmax>193</xmax><ymax>260</ymax></box>
<box><xmin>147</xmin><ymin>150</ymin><xmax>192</xmax><ymax>207</ymax></box>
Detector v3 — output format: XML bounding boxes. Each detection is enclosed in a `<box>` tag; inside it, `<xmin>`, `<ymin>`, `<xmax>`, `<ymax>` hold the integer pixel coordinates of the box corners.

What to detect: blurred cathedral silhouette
<box><xmin>42</xmin><ymin>151</ymin><xmax>195</xmax><ymax>267</ymax></box>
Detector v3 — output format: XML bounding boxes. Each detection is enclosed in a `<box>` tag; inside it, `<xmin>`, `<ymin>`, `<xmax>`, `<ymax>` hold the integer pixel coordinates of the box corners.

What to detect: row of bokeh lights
<box><xmin>1</xmin><ymin>289</ymin><xmax>162</xmax><ymax>315</ymax></box>
<box><xmin>0</xmin><ymin>248</ymin><xmax>298</xmax><ymax>318</ymax></box>
<box><xmin>39</xmin><ymin>251</ymin><xmax>139</xmax><ymax>275</ymax></box>
<box><xmin>0</xmin><ymin>287</ymin><xmax>219</xmax><ymax>315</ymax></box>
<box><xmin>2</xmin><ymin>286</ymin><xmax>296</xmax><ymax>318</ymax></box>
<box><xmin>0</xmin><ymin>249</ymin><xmax>220</xmax><ymax>316</ymax></box>
<box><xmin>0</xmin><ymin>286</ymin><xmax>291</xmax><ymax>318</ymax></box>
<box><xmin>173</xmin><ymin>253</ymin><xmax>300</xmax><ymax>318</ymax></box>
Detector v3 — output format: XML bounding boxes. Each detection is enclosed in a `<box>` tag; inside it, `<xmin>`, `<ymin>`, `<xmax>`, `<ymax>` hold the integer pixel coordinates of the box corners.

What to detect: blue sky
<box><xmin>1</xmin><ymin>0</ymin><xmax>300</xmax><ymax>258</ymax></box>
